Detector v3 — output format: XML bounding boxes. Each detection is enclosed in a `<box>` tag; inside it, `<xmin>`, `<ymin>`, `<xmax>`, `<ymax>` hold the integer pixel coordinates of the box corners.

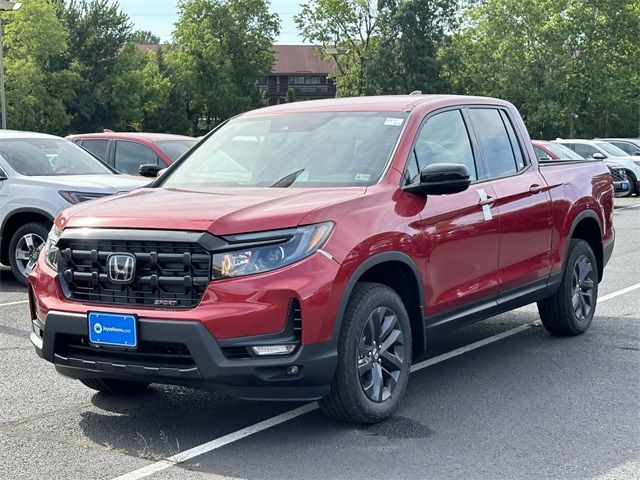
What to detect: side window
<box><xmin>409</xmin><ymin>110</ymin><xmax>477</xmax><ymax>183</ymax></box>
<box><xmin>499</xmin><ymin>110</ymin><xmax>526</xmax><ymax>170</ymax></box>
<box><xmin>114</xmin><ymin>141</ymin><xmax>159</xmax><ymax>174</ymax></box>
<box><xmin>81</xmin><ymin>139</ymin><xmax>109</xmax><ymax>161</ymax></box>
<box><xmin>533</xmin><ymin>146</ymin><xmax>548</xmax><ymax>161</ymax></box>
<box><xmin>609</xmin><ymin>141</ymin><xmax>635</xmax><ymax>155</ymax></box>
<box><xmin>467</xmin><ymin>108</ymin><xmax>519</xmax><ymax>178</ymax></box>
<box><xmin>572</xmin><ymin>143</ymin><xmax>599</xmax><ymax>158</ymax></box>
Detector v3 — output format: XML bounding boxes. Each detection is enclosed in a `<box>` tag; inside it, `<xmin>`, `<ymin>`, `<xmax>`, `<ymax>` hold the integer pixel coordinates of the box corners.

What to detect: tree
<box><xmin>130</xmin><ymin>29</ymin><xmax>161</xmax><ymax>44</ymax></box>
<box><xmin>57</xmin><ymin>0</ymin><xmax>133</xmax><ymax>132</ymax></box>
<box><xmin>295</xmin><ymin>0</ymin><xmax>380</xmax><ymax>96</ymax></box>
<box><xmin>367</xmin><ymin>0</ymin><xmax>458</xmax><ymax>94</ymax></box>
<box><xmin>3</xmin><ymin>0</ymin><xmax>75</xmax><ymax>133</ymax></box>
<box><xmin>440</xmin><ymin>0</ymin><xmax>640</xmax><ymax>138</ymax></box>
<box><xmin>166</xmin><ymin>0</ymin><xmax>279</xmax><ymax>133</ymax></box>
<box><xmin>286</xmin><ymin>88</ymin><xmax>296</xmax><ymax>103</ymax></box>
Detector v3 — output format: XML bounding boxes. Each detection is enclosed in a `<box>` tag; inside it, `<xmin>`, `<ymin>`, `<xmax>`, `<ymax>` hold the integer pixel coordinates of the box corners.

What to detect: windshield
<box><xmin>596</xmin><ymin>142</ymin><xmax>628</xmax><ymax>156</ymax></box>
<box><xmin>155</xmin><ymin>139</ymin><xmax>197</xmax><ymax>161</ymax></box>
<box><xmin>544</xmin><ymin>143</ymin><xmax>584</xmax><ymax>160</ymax></box>
<box><xmin>162</xmin><ymin>112</ymin><xmax>408</xmax><ymax>189</ymax></box>
<box><xmin>0</xmin><ymin>138</ymin><xmax>113</xmax><ymax>176</ymax></box>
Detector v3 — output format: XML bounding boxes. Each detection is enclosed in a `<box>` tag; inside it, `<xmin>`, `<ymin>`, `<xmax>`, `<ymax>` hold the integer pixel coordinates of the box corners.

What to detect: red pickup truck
<box><xmin>29</xmin><ymin>95</ymin><xmax>614</xmax><ymax>424</ymax></box>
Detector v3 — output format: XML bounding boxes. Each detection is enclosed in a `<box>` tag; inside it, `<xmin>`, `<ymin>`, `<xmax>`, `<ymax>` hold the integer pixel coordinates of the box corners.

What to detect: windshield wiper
<box><xmin>270</xmin><ymin>169</ymin><xmax>305</xmax><ymax>188</ymax></box>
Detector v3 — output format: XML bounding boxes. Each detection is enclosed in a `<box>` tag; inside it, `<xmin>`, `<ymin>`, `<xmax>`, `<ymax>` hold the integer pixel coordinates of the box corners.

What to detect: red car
<box><xmin>533</xmin><ymin>140</ymin><xmax>631</xmax><ymax>197</ymax></box>
<box><xmin>31</xmin><ymin>96</ymin><xmax>614</xmax><ymax>424</ymax></box>
<box><xmin>66</xmin><ymin>132</ymin><xmax>197</xmax><ymax>175</ymax></box>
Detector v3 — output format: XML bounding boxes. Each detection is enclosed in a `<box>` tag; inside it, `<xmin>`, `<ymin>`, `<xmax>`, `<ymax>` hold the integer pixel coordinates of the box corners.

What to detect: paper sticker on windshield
<box><xmin>355</xmin><ymin>173</ymin><xmax>371</xmax><ymax>182</ymax></box>
<box><xmin>384</xmin><ymin>118</ymin><xmax>404</xmax><ymax>127</ymax></box>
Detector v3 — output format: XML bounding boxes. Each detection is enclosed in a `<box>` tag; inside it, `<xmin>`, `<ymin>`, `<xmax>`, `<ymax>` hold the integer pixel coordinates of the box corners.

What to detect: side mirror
<box><xmin>139</xmin><ymin>164</ymin><xmax>163</xmax><ymax>178</ymax></box>
<box><xmin>538</xmin><ymin>156</ymin><xmax>552</xmax><ymax>162</ymax></box>
<box><xmin>592</xmin><ymin>152</ymin><xmax>606</xmax><ymax>160</ymax></box>
<box><xmin>404</xmin><ymin>163</ymin><xmax>471</xmax><ymax>195</ymax></box>
<box><xmin>633</xmin><ymin>151</ymin><xmax>640</xmax><ymax>156</ymax></box>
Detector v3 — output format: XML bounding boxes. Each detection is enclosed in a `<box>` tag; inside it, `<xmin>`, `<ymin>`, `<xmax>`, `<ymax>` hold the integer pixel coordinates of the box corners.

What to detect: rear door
<box><xmin>467</xmin><ymin>107</ymin><xmax>553</xmax><ymax>295</ymax></box>
<box><xmin>407</xmin><ymin>108</ymin><xmax>501</xmax><ymax>319</ymax></box>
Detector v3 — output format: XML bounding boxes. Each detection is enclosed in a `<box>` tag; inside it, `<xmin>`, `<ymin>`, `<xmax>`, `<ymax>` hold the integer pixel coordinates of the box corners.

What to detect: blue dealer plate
<box><xmin>88</xmin><ymin>312</ymin><xmax>137</xmax><ymax>347</ymax></box>
<box><xmin>621</xmin><ymin>181</ymin><xmax>630</xmax><ymax>190</ymax></box>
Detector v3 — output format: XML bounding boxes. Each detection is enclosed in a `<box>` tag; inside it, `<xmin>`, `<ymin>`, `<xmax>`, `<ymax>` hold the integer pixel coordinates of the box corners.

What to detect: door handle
<box><xmin>478</xmin><ymin>196</ymin><xmax>495</xmax><ymax>207</ymax></box>
<box><xmin>529</xmin><ymin>184</ymin><xmax>544</xmax><ymax>194</ymax></box>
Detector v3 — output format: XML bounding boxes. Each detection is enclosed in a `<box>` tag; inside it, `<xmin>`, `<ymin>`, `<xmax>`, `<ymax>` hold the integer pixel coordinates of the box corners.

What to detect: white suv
<box><xmin>553</xmin><ymin>139</ymin><xmax>640</xmax><ymax>195</ymax></box>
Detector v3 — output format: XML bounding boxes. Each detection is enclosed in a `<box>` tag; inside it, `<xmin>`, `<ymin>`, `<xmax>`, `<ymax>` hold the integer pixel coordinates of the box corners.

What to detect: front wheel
<box><xmin>537</xmin><ymin>239</ymin><xmax>598</xmax><ymax>336</ymax></box>
<box><xmin>320</xmin><ymin>282</ymin><xmax>412</xmax><ymax>424</ymax></box>
<box><xmin>8</xmin><ymin>222</ymin><xmax>50</xmax><ymax>286</ymax></box>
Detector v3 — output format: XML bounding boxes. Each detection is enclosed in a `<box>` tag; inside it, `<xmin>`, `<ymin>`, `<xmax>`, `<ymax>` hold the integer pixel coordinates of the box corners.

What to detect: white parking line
<box><xmin>103</xmin><ymin>280</ymin><xmax>640</xmax><ymax>480</ymax></box>
<box><xmin>0</xmin><ymin>299</ymin><xmax>28</xmax><ymax>307</ymax></box>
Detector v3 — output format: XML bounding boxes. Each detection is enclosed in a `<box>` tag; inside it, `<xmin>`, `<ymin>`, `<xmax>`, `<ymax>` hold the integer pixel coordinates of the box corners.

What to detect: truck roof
<box><xmin>243</xmin><ymin>94</ymin><xmax>514</xmax><ymax>116</ymax></box>
<box><xmin>66</xmin><ymin>132</ymin><xmax>195</xmax><ymax>142</ymax></box>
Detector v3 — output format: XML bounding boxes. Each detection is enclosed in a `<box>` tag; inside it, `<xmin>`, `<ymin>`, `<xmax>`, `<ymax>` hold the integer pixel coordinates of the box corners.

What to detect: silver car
<box><xmin>0</xmin><ymin>130</ymin><xmax>149</xmax><ymax>284</ymax></box>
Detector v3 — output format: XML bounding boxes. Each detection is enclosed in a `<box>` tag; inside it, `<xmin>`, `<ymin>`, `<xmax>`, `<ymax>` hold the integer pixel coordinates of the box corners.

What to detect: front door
<box><xmin>406</xmin><ymin>109</ymin><xmax>501</xmax><ymax>320</ymax></box>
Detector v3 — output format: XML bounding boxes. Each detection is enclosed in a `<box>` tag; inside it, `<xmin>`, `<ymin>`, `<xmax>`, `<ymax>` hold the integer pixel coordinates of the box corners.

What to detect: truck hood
<box><xmin>27</xmin><ymin>174</ymin><xmax>149</xmax><ymax>192</ymax></box>
<box><xmin>60</xmin><ymin>186</ymin><xmax>367</xmax><ymax>235</ymax></box>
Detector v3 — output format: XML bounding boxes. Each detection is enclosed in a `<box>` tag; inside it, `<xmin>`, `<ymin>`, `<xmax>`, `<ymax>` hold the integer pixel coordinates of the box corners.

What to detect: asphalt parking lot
<box><xmin>1</xmin><ymin>198</ymin><xmax>639</xmax><ymax>480</ymax></box>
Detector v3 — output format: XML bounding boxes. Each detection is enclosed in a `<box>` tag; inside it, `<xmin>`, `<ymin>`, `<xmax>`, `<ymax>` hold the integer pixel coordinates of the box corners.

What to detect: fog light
<box><xmin>251</xmin><ymin>345</ymin><xmax>296</xmax><ymax>356</ymax></box>
<box><xmin>286</xmin><ymin>365</ymin><xmax>299</xmax><ymax>375</ymax></box>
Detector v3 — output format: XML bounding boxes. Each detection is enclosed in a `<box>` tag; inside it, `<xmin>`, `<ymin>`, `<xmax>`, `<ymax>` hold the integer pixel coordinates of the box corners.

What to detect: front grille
<box><xmin>56</xmin><ymin>334</ymin><xmax>196</xmax><ymax>368</ymax></box>
<box><xmin>610</xmin><ymin>167</ymin><xmax>627</xmax><ymax>182</ymax></box>
<box><xmin>58</xmin><ymin>231</ymin><xmax>215</xmax><ymax>308</ymax></box>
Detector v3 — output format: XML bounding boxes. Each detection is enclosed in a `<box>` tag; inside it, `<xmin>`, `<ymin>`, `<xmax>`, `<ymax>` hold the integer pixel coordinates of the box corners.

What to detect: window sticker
<box><xmin>384</xmin><ymin>118</ymin><xmax>404</xmax><ymax>127</ymax></box>
<box><xmin>355</xmin><ymin>173</ymin><xmax>371</xmax><ymax>181</ymax></box>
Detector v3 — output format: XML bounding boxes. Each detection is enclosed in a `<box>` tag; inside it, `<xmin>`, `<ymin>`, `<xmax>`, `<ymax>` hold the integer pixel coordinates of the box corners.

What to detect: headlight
<box><xmin>59</xmin><ymin>191</ymin><xmax>107</xmax><ymax>204</ymax></box>
<box><xmin>212</xmin><ymin>222</ymin><xmax>334</xmax><ymax>279</ymax></box>
<box><xmin>43</xmin><ymin>225</ymin><xmax>62</xmax><ymax>271</ymax></box>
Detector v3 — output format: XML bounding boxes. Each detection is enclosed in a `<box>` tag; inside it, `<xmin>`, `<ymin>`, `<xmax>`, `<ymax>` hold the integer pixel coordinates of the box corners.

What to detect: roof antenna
<box><xmin>409</xmin><ymin>90</ymin><xmax>422</xmax><ymax>96</ymax></box>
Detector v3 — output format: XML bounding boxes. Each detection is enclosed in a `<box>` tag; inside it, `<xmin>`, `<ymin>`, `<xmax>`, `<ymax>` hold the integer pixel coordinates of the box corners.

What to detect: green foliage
<box><xmin>166</xmin><ymin>0</ymin><xmax>279</xmax><ymax>133</ymax></box>
<box><xmin>130</xmin><ymin>29</ymin><xmax>161</xmax><ymax>44</ymax></box>
<box><xmin>440</xmin><ymin>0</ymin><xmax>640</xmax><ymax>138</ymax></box>
<box><xmin>295</xmin><ymin>0</ymin><xmax>380</xmax><ymax>96</ymax></box>
<box><xmin>286</xmin><ymin>88</ymin><xmax>296</xmax><ymax>103</ymax></box>
<box><xmin>3</xmin><ymin>0</ymin><xmax>73</xmax><ymax>134</ymax></box>
<box><xmin>368</xmin><ymin>0</ymin><xmax>457</xmax><ymax>95</ymax></box>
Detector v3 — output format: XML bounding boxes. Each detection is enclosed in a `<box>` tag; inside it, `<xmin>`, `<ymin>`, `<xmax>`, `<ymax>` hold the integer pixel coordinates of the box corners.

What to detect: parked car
<box><xmin>0</xmin><ymin>131</ymin><xmax>149</xmax><ymax>285</ymax></box>
<box><xmin>596</xmin><ymin>138</ymin><xmax>640</xmax><ymax>156</ymax></box>
<box><xmin>66</xmin><ymin>132</ymin><xmax>197</xmax><ymax>176</ymax></box>
<box><xmin>553</xmin><ymin>138</ymin><xmax>640</xmax><ymax>195</ymax></box>
<box><xmin>30</xmin><ymin>96</ymin><xmax>614</xmax><ymax>424</ymax></box>
<box><xmin>532</xmin><ymin>140</ymin><xmax>630</xmax><ymax>197</ymax></box>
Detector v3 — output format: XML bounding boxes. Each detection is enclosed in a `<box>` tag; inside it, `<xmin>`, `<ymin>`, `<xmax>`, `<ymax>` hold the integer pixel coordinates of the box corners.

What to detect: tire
<box><xmin>319</xmin><ymin>282</ymin><xmax>412</xmax><ymax>424</ymax></box>
<box><xmin>537</xmin><ymin>239</ymin><xmax>598</xmax><ymax>336</ymax></box>
<box><xmin>8</xmin><ymin>222</ymin><xmax>50</xmax><ymax>286</ymax></box>
<box><xmin>80</xmin><ymin>378</ymin><xmax>150</xmax><ymax>394</ymax></box>
<box><xmin>628</xmin><ymin>173</ymin><xmax>639</xmax><ymax>196</ymax></box>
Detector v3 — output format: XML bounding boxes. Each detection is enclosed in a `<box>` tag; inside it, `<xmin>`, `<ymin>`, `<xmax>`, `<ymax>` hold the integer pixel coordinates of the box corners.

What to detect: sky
<box><xmin>113</xmin><ymin>0</ymin><xmax>304</xmax><ymax>44</ymax></box>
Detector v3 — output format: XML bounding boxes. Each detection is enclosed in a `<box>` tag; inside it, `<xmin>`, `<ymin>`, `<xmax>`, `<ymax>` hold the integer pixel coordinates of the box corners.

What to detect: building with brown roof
<box><xmin>260</xmin><ymin>45</ymin><xmax>336</xmax><ymax>105</ymax></box>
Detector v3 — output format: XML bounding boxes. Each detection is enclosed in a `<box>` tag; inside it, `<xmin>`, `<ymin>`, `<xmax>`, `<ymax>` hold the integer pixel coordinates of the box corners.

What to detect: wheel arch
<box><xmin>1</xmin><ymin>208</ymin><xmax>54</xmax><ymax>265</ymax></box>
<box><xmin>567</xmin><ymin>210</ymin><xmax>603</xmax><ymax>281</ymax></box>
<box><xmin>334</xmin><ymin>252</ymin><xmax>426</xmax><ymax>359</ymax></box>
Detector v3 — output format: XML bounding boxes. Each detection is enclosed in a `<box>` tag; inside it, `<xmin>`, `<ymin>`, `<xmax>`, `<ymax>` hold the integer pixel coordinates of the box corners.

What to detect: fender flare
<box><xmin>332</xmin><ymin>251</ymin><xmax>425</xmax><ymax>346</ymax></box>
<box><xmin>564</xmin><ymin>209</ymin><xmax>603</xmax><ymax>277</ymax></box>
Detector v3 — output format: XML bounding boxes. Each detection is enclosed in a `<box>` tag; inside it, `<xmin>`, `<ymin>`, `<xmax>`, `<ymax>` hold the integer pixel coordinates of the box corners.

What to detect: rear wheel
<box><xmin>8</xmin><ymin>222</ymin><xmax>50</xmax><ymax>286</ymax></box>
<box><xmin>537</xmin><ymin>239</ymin><xmax>598</xmax><ymax>336</ymax></box>
<box><xmin>319</xmin><ymin>283</ymin><xmax>412</xmax><ymax>424</ymax></box>
<box><xmin>80</xmin><ymin>378</ymin><xmax>150</xmax><ymax>394</ymax></box>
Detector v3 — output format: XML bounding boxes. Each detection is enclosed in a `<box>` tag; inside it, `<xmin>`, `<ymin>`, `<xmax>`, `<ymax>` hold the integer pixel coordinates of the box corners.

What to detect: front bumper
<box><xmin>31</xmin><ymin>311</ymin><xmax>337</xmax><ymax>401</ymax></box>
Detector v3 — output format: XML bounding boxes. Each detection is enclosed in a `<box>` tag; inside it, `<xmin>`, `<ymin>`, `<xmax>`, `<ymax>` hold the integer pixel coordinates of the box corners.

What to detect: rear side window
<box><xmin>81</xmin><ymin>139</ymin><xmax>109</xmax><ymax>161</ymax></box>
<box><xmin>467</xmin><ymin>108</ymin><xmax>521</xmax><ymax>178</ymax></box>
<box><xmin>533</xmin><ymin>146</ymin><xmax>548</xmax><ymax>160</ymax></box>
<box><xmin>114</xmin><ymin>141</ymin><xmax>159</xmax><ymax>174</ymax></box>
<box><xmin>571</xmin><ymin>143</ymin><xmax>599</xmax><ymax>158</ymax></box>
<box><xmin>608</xmin><ymin>141</ymin><xmax>637</xmax><ymax>155</ymax></box>
<box><xmin>408</xmin><ymin>109</ymin><xmax>477</xmax><ymax>182</ymax></box>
